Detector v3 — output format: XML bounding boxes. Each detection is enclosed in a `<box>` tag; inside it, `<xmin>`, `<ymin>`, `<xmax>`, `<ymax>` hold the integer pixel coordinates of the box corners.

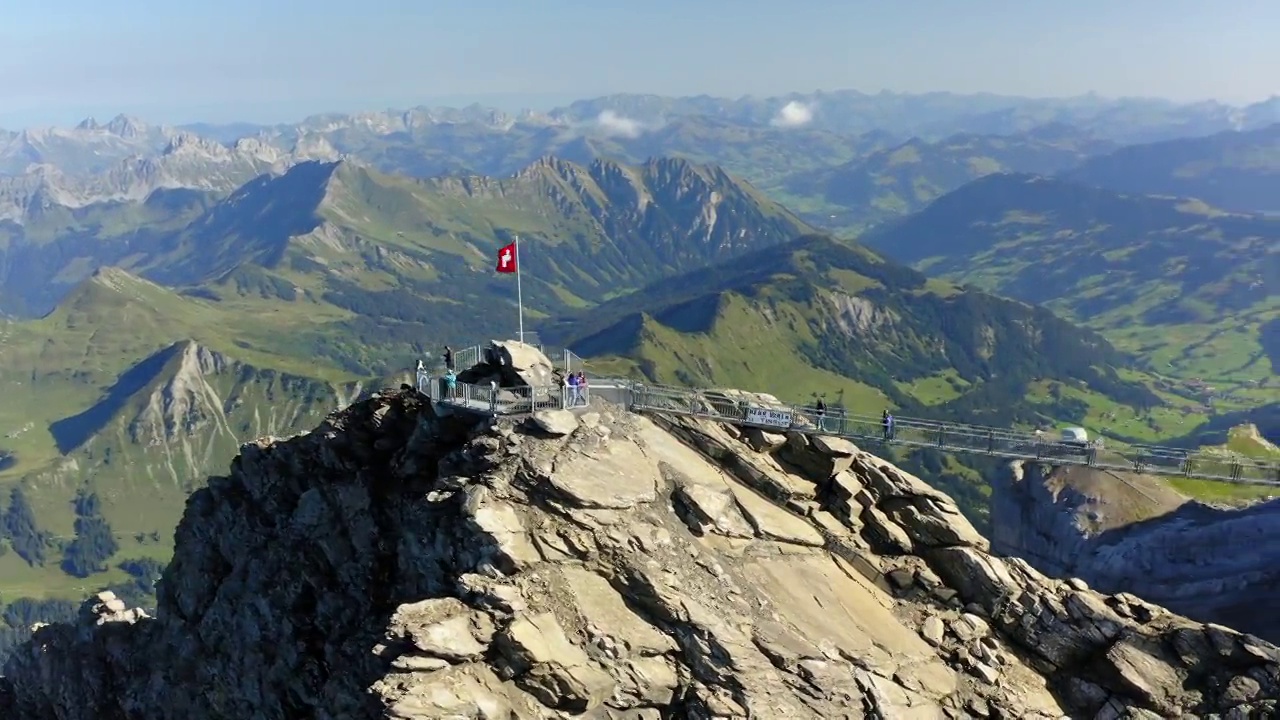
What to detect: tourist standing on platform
<box><xmin>444</xmin><ymin>369</ymin><xmax>457</xmax><ymax>398</ymax></box>
<box><xmin>815</xmin><ymin>398</ymin><xmax>827</xmax><ymax>431</ymax></box>
<box><xmin>566</xmin><ymin>372</ymin><xmax>580</xmax><ymax>407</ymax></box>
<box><xmin>443</xmin><ymin>345</ymin><xmax>454</xmax><ymax>371</ymax></box>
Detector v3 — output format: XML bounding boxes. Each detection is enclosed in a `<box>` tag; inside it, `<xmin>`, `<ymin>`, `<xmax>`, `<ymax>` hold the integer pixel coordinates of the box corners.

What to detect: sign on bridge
<box><xmin>745</xmin><ymin>407</ymin><xmax>793</xmax><ymax>429</ymax></box>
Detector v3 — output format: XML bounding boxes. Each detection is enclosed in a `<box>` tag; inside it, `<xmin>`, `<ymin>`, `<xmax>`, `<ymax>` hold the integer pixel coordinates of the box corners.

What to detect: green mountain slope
<box><xmin>1064</xmin><ymin>123</ymin><xmax>1280</xmax><ymax>213</ymax></box>
<box><xmin>0</xmin><ymin>270</ymin><xmax>355</xmax><ymax>626</ymax></box>
<box><xmin>0</xmin><ymin>188</ymin><xmax>220</xmax><ymax>316</ymax></box>
<box><xmin>861</xmin><ymin>173</ymin><xmax>1280</xmax><ymax>409</ymax></box>
<box><xmin>1</xmin><ymin>156</ymin><xmax>812</xmax><ymax>374</ymax></box>
<box><xmin>548</xmin><ymin>234</ymin><xmax>1158</xmax><ymax>427</ymax></box>
<box><xmin>543</xmin><ymin>234</ymin><xmax>1175</xmax><ymax>530</ymax></box>
<box><xmin>776</xmin><ymin>128</ymin><xmax>1111</xmax><ymax>231</ymax></box>
<box><xmin>0</xmin><ymin>154</ymin><xmax>817</xmax><ymax>624</ymax></box>
<box><xmin>138</xmin><ymin>157</ymin><xmax>811</xmax><ymax>370</ymax></box>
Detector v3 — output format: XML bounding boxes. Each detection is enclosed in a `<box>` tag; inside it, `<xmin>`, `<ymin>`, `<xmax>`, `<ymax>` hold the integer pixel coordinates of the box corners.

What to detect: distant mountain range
<box><xmin>862</xmin><ymin>172</ymin><xmax>1279</xmax><ymax>425</ymax></box>
<box><xmin>7</xmin><ymin>91</ymin><xmax>1280</xmax><ymax>235</ymax></box>
<box><xmin>1</xmin><ymin>88</ymin><xmax>1279</xmax><ymax>640</ymax></box>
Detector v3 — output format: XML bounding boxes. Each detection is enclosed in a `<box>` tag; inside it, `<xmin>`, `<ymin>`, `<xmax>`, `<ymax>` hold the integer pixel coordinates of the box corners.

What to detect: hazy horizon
<box><xmin>8</xmin><ymin>87</ymin><xmax>1279</xmax><ymax>131</ymax></box>
<box><xmin>4</xmin><ymin>0</ymin><xmax>1278</xmax><ymax>128</ymax></box>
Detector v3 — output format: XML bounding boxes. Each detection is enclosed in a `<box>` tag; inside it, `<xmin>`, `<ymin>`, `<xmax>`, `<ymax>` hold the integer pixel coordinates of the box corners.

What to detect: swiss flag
<box><xmin>495</xmin><ymin>242</ymin><xmax>517</xmax><ymax>274</ymax></box>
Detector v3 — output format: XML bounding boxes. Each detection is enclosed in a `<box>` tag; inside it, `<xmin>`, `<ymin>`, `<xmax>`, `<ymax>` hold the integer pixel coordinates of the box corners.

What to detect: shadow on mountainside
<box><xmin>47</xmin><ymin>343</ymin><xmax>183</xmax><ymax>454</ymax></box>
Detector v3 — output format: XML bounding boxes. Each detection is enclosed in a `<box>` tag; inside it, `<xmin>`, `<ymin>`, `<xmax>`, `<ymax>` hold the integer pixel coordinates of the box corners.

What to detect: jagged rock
<box><xmin>673</xmin><ymin>481</ymin><xmax>755</xmax><ymax>539</ymax></box>
<box><xmin>496</xmin><ymin>612</ymin><xmax>616</xmax><ymax>711</ymax></box>
<box><xmin>780</xmin><ymin>430</ymin><xmax>855</xmax><ymax>479</ymax></box>
<box><xmin>385</xmin><ymin>598</ymin><xmax>494</xmax><ymax>660</ymax></box>
<box><xmin>3</xmin><ymin>377</ymin><xmax>1278</xmax><ymax>719</ymax></box>
<box><xmin>487</xmin><ymin>340</ymin><xmax>555</xmax><ymax>387</ymax></box>
<box><xmin>529</xmin><ymin>409</ymin><xmax>578</xmax><ymax>437</ymax></box>
<box><xmin>741</xmin><ymin>427</ymin><xmax>787</xmax><ymax>453</ymax></box>
<box><xmin>992</xmin><ymin>461</ymin><xmax>1280</xmax><ymax>644</ymax></box>
<box><xmin>921</xmin><ymin>615</ymin><xmax>946</xmax><ymax>645</ymax></box>
<box><xmin>729</xmin><ymin>482</ymin><xmax>825</xmax><ymax>546</ymax></box>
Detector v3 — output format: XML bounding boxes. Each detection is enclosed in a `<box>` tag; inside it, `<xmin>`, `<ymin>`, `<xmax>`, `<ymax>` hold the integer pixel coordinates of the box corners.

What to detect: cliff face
<box><xmin>3</xmin><ymin>388</ymin><xmax>1279</xmax><ymax>719</ymax></box>
<box><xmin>992</xmin><ymin>461</ymin><xmax>1280</xmax><ymax>644</ymax></box>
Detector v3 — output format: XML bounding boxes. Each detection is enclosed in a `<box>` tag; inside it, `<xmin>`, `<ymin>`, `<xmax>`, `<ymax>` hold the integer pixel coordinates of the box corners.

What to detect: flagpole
<box><xmin>515</xmin><ymin>234</ymin><xmax>525</xmax><ymax>343</ymax></box>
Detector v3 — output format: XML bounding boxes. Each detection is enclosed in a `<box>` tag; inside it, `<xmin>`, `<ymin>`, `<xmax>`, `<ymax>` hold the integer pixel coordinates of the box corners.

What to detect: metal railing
<box><xmin>432</xmin><ymin>344</ymin><xmax>585</xmax><ymax>374</ymax></box>
<box><xmin>417</xmin><ymin>375</ymin><xmax>592</xmax><ymax>413</ymax></box>
<box><xmin>626</xmin><ymin>382</ymin><xmax>1280</xmax><ymax>487</ymax></box>
<box><xmin>413</xmin><ymin>367</ymin><xmax>1280</xmax><ymax>487</ymax></box>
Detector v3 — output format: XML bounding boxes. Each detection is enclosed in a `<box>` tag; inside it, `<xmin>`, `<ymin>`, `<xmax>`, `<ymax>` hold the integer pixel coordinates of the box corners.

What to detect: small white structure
<box><xmin>1060</xmin><ymin>427</ymin><xmax>1089</xmax><ymax>445</ymax></box>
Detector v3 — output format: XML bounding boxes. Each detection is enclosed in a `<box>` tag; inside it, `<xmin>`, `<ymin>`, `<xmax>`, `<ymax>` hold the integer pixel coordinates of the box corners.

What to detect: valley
<box><xmin>0</xmin><ymin>89</ymin><xmax>1277</xmax><ymax>665</ymax></box>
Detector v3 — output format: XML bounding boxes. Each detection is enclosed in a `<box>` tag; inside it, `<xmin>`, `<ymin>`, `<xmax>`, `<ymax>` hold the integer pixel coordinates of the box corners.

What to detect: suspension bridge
<box><xmin>416</xmin><ymin>347</ymin><xmax>1280</xmax><ymax>488</ymax></box>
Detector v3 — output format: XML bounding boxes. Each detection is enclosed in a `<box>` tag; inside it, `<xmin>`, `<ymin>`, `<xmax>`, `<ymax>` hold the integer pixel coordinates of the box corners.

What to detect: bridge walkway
<box><xmin>414</xmin><ymin>370</ymin><xmax>1280</xmax><ymax>488</ymax></box>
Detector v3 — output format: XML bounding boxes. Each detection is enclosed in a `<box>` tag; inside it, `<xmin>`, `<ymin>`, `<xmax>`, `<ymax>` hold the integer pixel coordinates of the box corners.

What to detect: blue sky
<box><xmin>2</xmin><ymin>0</ymin><xmax>1276</xmax><ymax>127</ymax></box>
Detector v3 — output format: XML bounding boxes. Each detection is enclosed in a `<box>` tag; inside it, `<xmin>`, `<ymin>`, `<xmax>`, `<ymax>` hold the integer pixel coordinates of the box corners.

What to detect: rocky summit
<box><xmin>2</xmin><ymin>387</ymin><xmax>1279</xmax><ymax>719</ymax></box>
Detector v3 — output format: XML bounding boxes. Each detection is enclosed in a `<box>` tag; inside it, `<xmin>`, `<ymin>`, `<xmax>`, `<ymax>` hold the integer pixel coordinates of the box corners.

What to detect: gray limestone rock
<box><xmin>529</xmin><ymin>409</ymin><xmax>579</xmax><ymax>437</ymax></box>
<box><xmin>991</xmin><ymin>461</ymin><xmax>1280</xmax><ymax>644</ymax></box>
<box><xmin>2</xmin><ymin>383</ymin><xmax>1277</xmax><ymax>720</ymax></box>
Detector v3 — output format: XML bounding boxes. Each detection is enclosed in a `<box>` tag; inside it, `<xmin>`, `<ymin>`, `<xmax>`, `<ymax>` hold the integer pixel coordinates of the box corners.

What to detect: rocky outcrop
<box><xmin>458</xmin><ymin>340</ymin><xmax>558</xmax><ymax>389</ymax></box>
<box><xmin>3</xmin><ymin>386</ymin><xmax>1279</xmax><ymax>719</ymax></box>
<box><xmin>993</xmin><ymin>461</ymin><xmax>1280</xmax><ymax>645</ymax></box>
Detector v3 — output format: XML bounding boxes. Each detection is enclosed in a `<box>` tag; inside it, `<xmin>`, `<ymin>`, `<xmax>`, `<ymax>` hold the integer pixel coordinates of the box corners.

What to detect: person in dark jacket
<box><xmin>815</xmin><ymin>398</ymin><xmax>827</xmax><ymax>431</ymax></box>
<box><xmin>443</xmin><ymin>345</ymin><xmax>454</xmax><ymax>371</ymax></box>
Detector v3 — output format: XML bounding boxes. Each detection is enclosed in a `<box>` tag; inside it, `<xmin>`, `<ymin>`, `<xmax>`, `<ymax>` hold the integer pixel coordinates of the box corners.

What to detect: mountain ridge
<box><xmin>0</xmin><ymin>154</ymin><xmax>811</xmax><ymax>321</ymax></box>
<box><xmin>1063</xmin><ymin>122</ymin><xmax>1280</xmax><ymax>213</ymax></box>
<box><xmin>860</xmin><ymin>171</ymin><xmax>1280</xmax><ymax>437</ymax></box>
<box><xmin>779</xmin><ymin>129</ymin><xmax>1115</xmax><ymax>229</ymax></box>
<box><xmin>552</xmin><ymin>233</ymin><xmax>1158</xmax><ymax>426</ymax></box>
<box><xmin>0</xmin><ymin>153</ymin><xmax>814</xmax><ymax>618</ymax></box>
<box><xmin>4</xmin><ymin>385</ymin><xmax>1278</xmax><ymax>718</ymax></box>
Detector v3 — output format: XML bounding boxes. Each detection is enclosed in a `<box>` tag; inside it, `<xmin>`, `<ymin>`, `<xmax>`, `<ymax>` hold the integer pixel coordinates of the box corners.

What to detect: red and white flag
<box><xmin>496</xmin><ymin>242</ymin><xmax>517</xmax><ymax>274</ymax></box>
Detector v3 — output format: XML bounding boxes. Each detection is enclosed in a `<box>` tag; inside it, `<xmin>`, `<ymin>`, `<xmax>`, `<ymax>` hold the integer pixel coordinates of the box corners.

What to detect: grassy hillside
<box><xmin>0</xmin><ymin>270</ymin><xmax>364</xmax><ymax>658</ymax></box>
<box><xmin>0</xmin><ymin>155</ymin><xmax>817</xmax><ymax>641</ymax></box>
<box><xmin>773</xmin><ymin>128</ymin><xmax>1112</xmax><ymax>231</ymax></box>
<box><xmin>543</xmin><ymin>234</ymin><xmax>1207</xmax><ymax>530</ymax></box>
<box><xmin>861</xmin><ymin>173</ymin><xmax>1280</xmax><ymax>413</ymax></box>
<box><xmin>549</xmin><ymin>234</ymin><xmax>1159</xmax><ymax>426</ymax></box>
<box><xmin>1064</xmin><ymin>123</ymin><xmax>1280</xmax><ymax>213</ymax></box>
<box><xmin>0</xmin><ymin>188</ymin><xmax>220</xmax><ymax>316</ymax></box>
<box><xmin>1</xmin><ymin>157</ymin><xmax>814</xmax><ymax>376</ymax></box>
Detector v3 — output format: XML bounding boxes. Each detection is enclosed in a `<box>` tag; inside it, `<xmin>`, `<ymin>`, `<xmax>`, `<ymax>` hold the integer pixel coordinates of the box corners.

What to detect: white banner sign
<box><xmin>745</xmin><ymin>407</ymin><xmax>792</xmax><ymax>429</ymax></box>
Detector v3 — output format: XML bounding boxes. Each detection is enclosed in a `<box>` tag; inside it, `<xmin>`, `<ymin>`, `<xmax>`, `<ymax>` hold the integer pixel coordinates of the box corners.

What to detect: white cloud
<box><xmin>771</xmin><ymin>100</ymin><xmax>815</xmax><ymax>128</ymax></box>
<box><xmin>595</xmin><ymin>109</ymin><xmax>644</xmax><ymax>138</ymax></box>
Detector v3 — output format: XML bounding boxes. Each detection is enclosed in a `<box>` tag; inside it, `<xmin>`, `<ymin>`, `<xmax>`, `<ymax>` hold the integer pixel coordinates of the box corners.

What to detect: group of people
<box><xmin>808</xmin><ymin>398</ymin><xmax>894</xmax><ymax>440</ymax></box>
<box><xmin>565</xmin><ymin>371</ymin><xmax>589</xmax><ymax>407</ymax></box>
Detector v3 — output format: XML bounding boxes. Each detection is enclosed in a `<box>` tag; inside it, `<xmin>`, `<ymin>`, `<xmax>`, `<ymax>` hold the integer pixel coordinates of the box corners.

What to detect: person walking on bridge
<box><xmin>815</xmin><ymin>398</ymin><xmax>827</xmax><ymax>431</ymax></box>
<box><xmin>883</xmin><ymin>410</ymin><xmax>895</xmax><ymax>441</ymax></box>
